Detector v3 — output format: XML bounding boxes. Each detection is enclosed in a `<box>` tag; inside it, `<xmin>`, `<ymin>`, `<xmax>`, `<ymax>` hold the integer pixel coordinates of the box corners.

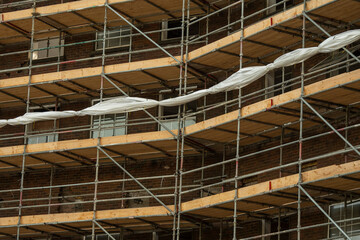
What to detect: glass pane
<box><xmin>329</xmin><ymin>227</ymin><xmax>339</xmax><ymax>238</ymax></box>
<box><xmin>92</xmin><ymin>105</ymin><xmax>127</xmax><ymax>137</ymax></box>
<box><xmin>97</xmin><ymin>32</ymin><xmax>104</xmax><ymax>49</ymax></box>
<box><xmin>184</xmin><ymin>118</ymin><xmax>196</xmax><ymax>127</ymax></box>
<box><xmin>37</xmin><ymin>40</ymin><xmax>48</xmax><ymax>59</ymax></box>
<box><xmin>161</xmin><ymin>120</ymin><xmax>177</xmax><ymax>130</ymax></box>
<box><xmin>329</xmin><ymin>201</ymin><xmax>360</xmax><ymax>238</ymax></box>
<box><xmin>101</xmin><ymin>128</ymin><xmax>113</xmax><ymax>137</ymax></box>
<box><xmin>37</xmin><ymin>135</ymin><xmax>47</xmax><ymax>143</ymax></box>
<box><xmin>353</xmin><ymin>202</ymin><xmax>360</xmax><ymax>218</ymax></box>
<box><xmin>97</xmin><ymin>40</ymin><xmax>104</xmax><ymax>49</ymax></box>
<box><xmin>92</xmin><ymin>130</ymin><xmax>99</xmax><ymax>138</ymax></box>
<box><xmin>120</xmin><ymin>29</ymin><xmax>130</xmax><ymax>46</ymax></box>
<box><xmin>114</xmin><ymin>127</ymin><xmax>125</xmax><ymax>136</ymax></box>
<box><xmin>330</xmin><ymin>205</ymin><xmax>341</xmax><ymax>221</ymax></box>
<box><xmin>121</xmin><ymin>36</ymin><xmax>130</xmax><ymax>46</ymax></box>
<box><xmin>115</xmin><ymin>114</ymin><xmax>126</xmax><ymax>121</ymax></box>
<box><xmin>48</xmin><ymin>38</ymin><xmax>60</xmax><ymax>58</ymax></box>
<box><xmin>46</xmin><ymin>134</ymin><xmax>55</xmax><ymax>143</ymax></box>
<box><xmin>93</xmin><ymin>116</ymin><xmax>99</xmax><ymax>125</ymax></box>
<box><xmin>28</xmin><ymin>136</ymin><xmax>36</xmax><ymax>144</ymax></box>
<box><xmin>108</xmin><ymin>31</ymin><xmax>120</xmax><ymax>47</ymax></box>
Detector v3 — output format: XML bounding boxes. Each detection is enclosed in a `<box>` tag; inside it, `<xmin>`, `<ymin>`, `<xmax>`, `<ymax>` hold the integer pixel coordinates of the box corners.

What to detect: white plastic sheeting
<box><xmin>79</xmin><ymin>97</ymin><xmax>159</xmax><ymax>115</ymax></box>
<box><xmin>318</xmin><ymin>29</ymin><xmax>360</xmax><ymax>53</ymax></box>
<box><xmin>267</xmin><ymin>47</ymin><xmax>319</xmax><ymax>70</ymax></box>
<box><xmin>7</xmin><ymin>111</ymin><xmax>78</xmax><ymax>126</ymax></box>
<box><xmin>0</xmin><ymin>30</ymin><xmax>359</xmax><ymax>127</ymax></box>
<box><xmin>207</xmin><ymin>66</ymin><xmax>269</xmax><ymax>93</ymax></box>
<box><xmin>159</xmin><ymin>89</ymin><xmax>208</xmax><ymax>107</ymax></box>
<box><xmin>0</xmin><ymin>120</ymin><xmax>7</xmax><ymax>128</ymax></box>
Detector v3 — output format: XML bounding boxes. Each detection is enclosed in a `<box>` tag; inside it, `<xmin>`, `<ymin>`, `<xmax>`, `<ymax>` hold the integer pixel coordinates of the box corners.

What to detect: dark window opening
<box><xmin>274</xmin><ymin>66</ymin><xmax>292</xmax><ymax>96</ymax></box>
<box><xmin>275</xmin><ymin>0</ymin><xmax>294</xmax><ymax>11</ymax></box>
<box><xmin>162</xmin><ymin>19</ymin><xmax>200</xmax><ymax>41</ymax></box>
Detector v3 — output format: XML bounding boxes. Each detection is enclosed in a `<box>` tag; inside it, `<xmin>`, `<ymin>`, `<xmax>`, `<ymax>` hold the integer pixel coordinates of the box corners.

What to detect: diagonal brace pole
<box><xmin>93</xmin><ymin>220</ymin><xmax>116</xmax><ymax>240</ymax></box>
<box><xmin>302</xmin><ymin>98</ymin><xmax>360</xmax><ymax>156</ymax></box>
<box><xmin>102</xmin><ymin>74</ymin><xmax>177</xmax><ymax>138</ymax></box>
<box><xmin>98</xmin><ymin>146</ymin><xmax>174</xmax><ymax>214</ymax></box>
<box><xmin>303</xmin><ymin>12</ymin><xmax>360</xmax><ymax>64</ymax></box>
<box><xmin>298</xmin><ymin>185</ymin><xmax>351</xmax><ymax>240</ymax></box>
<box><xmin>106</xmin><ymin>4</ymin><xmax>181</xmax><ymax>64</ymax></box>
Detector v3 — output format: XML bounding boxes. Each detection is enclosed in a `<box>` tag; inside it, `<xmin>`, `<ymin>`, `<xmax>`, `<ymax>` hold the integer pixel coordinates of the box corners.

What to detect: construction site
<box><xmin>0</xmin><ymin>0</ymin><xmax>359</xmax><ymax>239</ymax></box>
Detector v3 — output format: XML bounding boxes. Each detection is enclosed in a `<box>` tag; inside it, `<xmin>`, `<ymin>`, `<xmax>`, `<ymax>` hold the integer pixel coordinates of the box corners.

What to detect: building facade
<box><xmin>0</xmin><ymin>0</ymin><xmax>359</xmax><ymax>239</ymax></box>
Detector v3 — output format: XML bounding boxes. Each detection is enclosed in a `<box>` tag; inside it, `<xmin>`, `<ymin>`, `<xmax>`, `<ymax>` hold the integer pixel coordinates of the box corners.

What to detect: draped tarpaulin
<box><xmin>1</xmin><ymin>29</ymin><xmax>359</xmax><ymax>127</ymax></box>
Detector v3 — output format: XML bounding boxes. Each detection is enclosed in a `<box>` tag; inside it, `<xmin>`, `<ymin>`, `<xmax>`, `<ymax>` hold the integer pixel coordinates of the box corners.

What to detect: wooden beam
<box><xmin>0</xmin><ymin>70</ymin><xmax>358</xmax><ymax>159</ymax></box>
<box><xmin>0</xmin><ymin>160</ymin><xmax>359</xmax><ymax>228</ymax></box>
<box><xmin>188</xmin><ymin>0</ymin><xmax>333</xmax><ymax>61</ymax></box>
<box><xmin>0</xmin><ymin>57</ymin><xmax>178</xmax><ymax>88</ymax></box>
<box><xmin>0</xmin><ymin>206</ymin><xmax>174</xmax><ymax>226</ymax></box>
<box><xmin>0</xmin><ymin>0</ymin><xmax>335</xmax><ymax>89</ymax></box>
<box><xmin>184</xmin><ymin>69</ymin><xmax>360</xmax><ymax>135</ymax></box>
<box><xmin>181</xmin><ymin>160</ymin><xmax>360</xmax><ymax>210</ymax></box>
<box><xmin>1</xmin><ymin>0</ymin><xmax>129</xmax><ymax>22</ymax></box>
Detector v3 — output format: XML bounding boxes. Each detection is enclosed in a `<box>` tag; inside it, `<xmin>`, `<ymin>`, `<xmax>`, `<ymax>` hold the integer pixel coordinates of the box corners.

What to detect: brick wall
<box><xmin>0</xmin><ymin>1</ymin><xmax>358</xmax><ymax>239</ymax></box>
<box><xmin>0</xmin><ymin>115</ymin><xmax>358</xmax><ymax>239</ymax></box>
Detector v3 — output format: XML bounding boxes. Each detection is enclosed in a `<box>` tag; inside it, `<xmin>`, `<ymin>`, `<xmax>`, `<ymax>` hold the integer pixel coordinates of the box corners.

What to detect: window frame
<box><xmin>27</xmin><ymin>104</ymin><xmax>59</xmax><ymax>144</ymax></box>
<box><xmin>90</xmin><ymin>98</ymin><xmax>128</xmax><ymax>138</ymax></box>
<box><xmin>31</xmin><ymin>37</ymin><xmax>64</xmax><ymax>60</ymax></box>
<box><xmin>95</xmin><ymin>26</ymin><xmax>131</xmax><ymax>51</ymax></box>
<box><xmin>328</xmin><ymin>200</ymin><xmax>360</xmax><ymax>239</ymax></box>
<box><xmin>161</xmin><ymin>19</ymin><xmax>200</xmax><ymax>41</ymax></box>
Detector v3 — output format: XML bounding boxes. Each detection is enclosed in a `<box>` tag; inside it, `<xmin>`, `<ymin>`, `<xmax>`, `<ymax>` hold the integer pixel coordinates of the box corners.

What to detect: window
<box><xmin>96</xmin><ymin>26</ymin><xmax>131</xmax><ymax>50</ymax></box>
<box><xmin>267</xmin><ymin>0</ymin><xmax>294</xmax><ymax>15</ymax></box>
<box><xmin>265</xmin><ymin>67</ymin><xmax>292</xmax><ymax>98</ymax></box>
<box><xmin>329</xmin><ymin>200</ymin><xmax>360</xmax><ymax>239</ymax></box>
<box><xmin>27</xmin><ymin>105</ymin><xmax>59</xmax><ymax>144</ymax></box>
<box><xmin>91</xmin><ymin>99</ymin><xmax>127</xmax><ymax>138</ymax></box>
<box><xmin>32</xmin><ymin>37</ymin><xmax>64</xmax><ymax>60</ymax></box>
<box><xmin>161</xmin><ymin>19</ymin><xmax>200</xmax><ymax>41</ymax></box>
<box><xmin>158</xmin><ymin>92</ymin><xmax>196</xmax><ymax>131</ymax></box>
<box><xmin>28</xmin><ymin>132</ymin><xmax>58</xmax><ymax>144</ymax></box>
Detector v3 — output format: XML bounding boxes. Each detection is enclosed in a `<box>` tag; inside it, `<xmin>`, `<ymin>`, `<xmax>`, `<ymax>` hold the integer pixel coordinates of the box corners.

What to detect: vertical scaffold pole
<box><xmin>297</xmin><ymin>2</ymin><xmax>306</xmax><ymax>239</ymax></box>
<box><xmin>233</xmin><ymin>1</ymin><xmax>244</xmax><ymax>239</ymax></box>
<box><xmin>173</xmin><ymin>0</ymin><xmax>186</xmax><ymax>239</ymax></box>
<box><xmin>16</xmin><ymin>1</ymin><xmax>36</xmax><ymax>239</ymax></box>
<box><xmin>177</xmin><ymin>0</ymin><xmax>191</xmax><ymax>239</ymax></box>
<box><xmin>92</xmin><ymin>2</ymin><xmax>108</xmax><ymax>239</ymax></box>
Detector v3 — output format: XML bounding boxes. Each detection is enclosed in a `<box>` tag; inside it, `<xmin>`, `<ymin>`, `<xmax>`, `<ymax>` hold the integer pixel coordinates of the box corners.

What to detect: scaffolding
<box><xmin>0</xmin><ymin>0</ymin><xmax>359</xmax><ymax>239</ymax></box>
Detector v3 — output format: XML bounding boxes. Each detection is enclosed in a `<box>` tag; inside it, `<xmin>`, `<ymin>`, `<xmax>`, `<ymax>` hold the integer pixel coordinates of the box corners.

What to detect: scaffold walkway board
<box><xmin>0</xmin><ymin>69</ymin><xmax>359</xmax><ymax>170</ymax></box>
<box><xmin>0</xmin><ymin>0</ymin><xmax>359</xmax><ymax>108</ymax></box>
<box><xmin>0</xmin><ymin>0</ymin><xmax>205</xmax><ymax>44</ymax></box>
<box><xmin>0</xmin><ymin>160</ymin><xmax>359</xmax><ymax>238</ymax></box>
